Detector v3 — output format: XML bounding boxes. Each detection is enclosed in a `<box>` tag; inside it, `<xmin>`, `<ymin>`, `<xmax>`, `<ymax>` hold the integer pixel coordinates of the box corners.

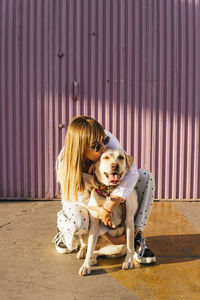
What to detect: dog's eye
<box><xmin>103</xmin><ymin>156</ymin><xmax>109</xmax><ymax>160</ymax></box>
<box><xmin>118</xmin><ymin>155</ymin><xmax>124</xmax><ymax>160</ymax></box>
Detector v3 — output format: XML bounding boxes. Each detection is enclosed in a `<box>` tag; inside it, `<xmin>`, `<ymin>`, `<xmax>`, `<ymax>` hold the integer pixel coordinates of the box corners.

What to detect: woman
<box><xmin>53</xmin><ymin>115</ymin><xmax>156</xmax><ymax>264</ymax></box>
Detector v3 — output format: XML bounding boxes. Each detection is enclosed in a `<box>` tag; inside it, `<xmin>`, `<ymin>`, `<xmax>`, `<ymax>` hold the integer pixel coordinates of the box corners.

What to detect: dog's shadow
<box><xmin>93</xmin><ymin>234</ymin><xmax>200</xmax><ymax>274</ymax></box>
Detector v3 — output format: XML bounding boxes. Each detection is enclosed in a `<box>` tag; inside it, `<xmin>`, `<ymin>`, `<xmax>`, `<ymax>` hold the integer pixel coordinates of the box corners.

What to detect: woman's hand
<box><xmin>98</xmin><ymin>206</ymin><xmax>112</xmax><ymax>227</ymax></box>
<box><xmin>89</xmin><ymin>206</ymin><xmax>112</xmax><ymax>227</ymax></box>
<box><xmin>89</xmin><ymin>196</ymin><xmax>124</xmax><ymax>227</ymax></box>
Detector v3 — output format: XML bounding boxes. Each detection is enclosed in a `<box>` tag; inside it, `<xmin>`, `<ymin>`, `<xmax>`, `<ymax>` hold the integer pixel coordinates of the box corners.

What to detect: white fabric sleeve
<box><xmin>104</xmin><ymin>130</ymin><xmax>139</xmax><ymax>198</ymax></box>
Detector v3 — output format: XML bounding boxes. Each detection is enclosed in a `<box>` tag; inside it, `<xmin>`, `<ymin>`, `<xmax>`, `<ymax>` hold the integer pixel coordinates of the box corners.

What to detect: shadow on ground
<box><xmin>92</xmin><ymin>234</ymin><xmax>200</xmax><ymax>275</ymax></box>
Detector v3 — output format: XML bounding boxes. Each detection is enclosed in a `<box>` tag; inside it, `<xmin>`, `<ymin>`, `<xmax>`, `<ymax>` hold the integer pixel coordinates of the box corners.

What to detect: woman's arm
<box><xmin>90</xmin><ymin>195</ymin><xmax>123</xmax><ymax>227</ymax></box>
<box><xmin>103</xmin><ymin>195</ymin><xmax>123</xmax><ymax>210</ymax></box>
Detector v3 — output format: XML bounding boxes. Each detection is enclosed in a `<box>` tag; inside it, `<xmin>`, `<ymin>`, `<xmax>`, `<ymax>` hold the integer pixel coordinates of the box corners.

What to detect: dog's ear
<box><xmin>126</xmin><ymin>154</ymin><xmax>134</xmax><ymax>170</ymax></box>
<box><xmin>88</xmin><ymin>163</ymin><xmax>96</xmax><ymax>175</ymax></box>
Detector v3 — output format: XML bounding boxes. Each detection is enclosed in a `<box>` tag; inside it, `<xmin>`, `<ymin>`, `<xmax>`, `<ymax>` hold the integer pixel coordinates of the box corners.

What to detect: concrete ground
<box><xmin>0</xmin><ymin>200</ymin><xmax>200</xmax><ymax>300</ymax></box>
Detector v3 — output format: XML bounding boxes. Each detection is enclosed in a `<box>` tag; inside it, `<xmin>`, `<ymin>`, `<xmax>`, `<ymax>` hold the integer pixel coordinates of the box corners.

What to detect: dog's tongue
<box><xmin>108</xmin><ymin>174</ymin><xmax>121</xmax><ymax>184</ymax></box>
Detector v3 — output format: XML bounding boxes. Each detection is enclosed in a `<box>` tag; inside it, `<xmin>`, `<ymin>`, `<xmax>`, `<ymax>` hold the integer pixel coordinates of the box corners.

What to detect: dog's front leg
<box><xmin>122</xmin><ymin>216</ymin><xmax>135</xmax><ymax>270</ymax></box>
<box><xmin>77</xmin><ymin>235</ymin><xmax>88</xmax><ymax>259</ymax></box>
<box><xmin>79</xmin><ymin>217</ymin><xmax>99</xmax><ymax>276</ymax></box>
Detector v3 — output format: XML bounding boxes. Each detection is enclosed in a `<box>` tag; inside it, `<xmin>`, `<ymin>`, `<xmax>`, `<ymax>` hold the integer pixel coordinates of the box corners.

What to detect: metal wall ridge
<box><xmin>0</xmin><ymin>0</ymin><xmax>200</xmax><ymax>200</ymax></box>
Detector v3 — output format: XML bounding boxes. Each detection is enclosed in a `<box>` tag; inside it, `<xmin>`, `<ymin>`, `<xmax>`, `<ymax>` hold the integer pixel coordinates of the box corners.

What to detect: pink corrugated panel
<box><xmin>0</xmin><ymin>0</ymin><xmax>200</xmax><ymax>200</ymax></box>
<box><xmin>0</xmin><ymin>0</ymin><xmax>50</xmax><ymax>199</ymax></box>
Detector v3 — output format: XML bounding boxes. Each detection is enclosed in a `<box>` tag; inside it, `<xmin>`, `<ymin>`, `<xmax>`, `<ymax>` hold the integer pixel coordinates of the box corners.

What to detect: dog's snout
<box><xmin>111</xmin><ymin>163</ymin><xmax>119</xmax><ymax>171</ymax></box>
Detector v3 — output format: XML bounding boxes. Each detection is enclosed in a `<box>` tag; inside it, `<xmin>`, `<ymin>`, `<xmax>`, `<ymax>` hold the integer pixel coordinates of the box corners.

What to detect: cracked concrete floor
<box><xmin>0</xmin><ymin>201</ymin><xmax>138</xmax><ymax>300</ymax></box>
<box><xmin>0</xmin><ymin>200</ymin><xmax>200</xmax><ymax>300</ymax></box>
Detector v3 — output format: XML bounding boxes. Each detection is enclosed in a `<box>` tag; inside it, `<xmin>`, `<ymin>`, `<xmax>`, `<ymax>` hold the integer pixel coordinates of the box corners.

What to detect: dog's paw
<box><xmin>121</xmin><ymin>260</ymin><xmax>134</xmax><ymax>270</ymax></box>
<box><xmin>77</xmin><ymin>247</ymin><xmax>87</xmax><ymax>259</ymax></box>
<box><xmin>91</xmin><ymin>253</ymin><xmax>98</xmax><ymax>266</ymax></box>
<box><xmin>79</xmin><ymin>264</ymin><xmax>91</xmax><ymax>276</ymax></box>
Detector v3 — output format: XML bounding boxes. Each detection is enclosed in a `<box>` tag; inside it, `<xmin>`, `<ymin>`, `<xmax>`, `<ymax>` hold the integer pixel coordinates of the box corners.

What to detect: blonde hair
<box><xmin>57</xmin><ymin>115</ymin><xmax>105</xmax><ymax>202</ymax></box>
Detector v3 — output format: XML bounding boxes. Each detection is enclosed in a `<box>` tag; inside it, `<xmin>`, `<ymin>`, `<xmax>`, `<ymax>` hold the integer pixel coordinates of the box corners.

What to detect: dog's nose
<box><xmin>111</xmin><ymin>163</ymin><xmax>119</xmax><ymax>171</ymax></box>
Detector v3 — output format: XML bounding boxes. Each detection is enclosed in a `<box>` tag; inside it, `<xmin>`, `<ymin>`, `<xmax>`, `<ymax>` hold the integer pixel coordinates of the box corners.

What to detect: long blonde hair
<box><xmin>57</xmin><ymin>115</ymin><xmax>105</xmax><ymax>202</ymax></box>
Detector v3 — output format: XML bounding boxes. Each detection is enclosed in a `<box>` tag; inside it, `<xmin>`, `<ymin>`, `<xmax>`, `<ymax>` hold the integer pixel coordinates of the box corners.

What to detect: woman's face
<box><xmin>84</xmin><ymin>136</ymin><xmax>106</xmax><ymax>162</ymax></box>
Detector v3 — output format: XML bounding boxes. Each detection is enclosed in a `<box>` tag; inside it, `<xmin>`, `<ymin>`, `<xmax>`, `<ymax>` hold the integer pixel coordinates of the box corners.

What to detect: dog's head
<box><xmin>89</xmin><ymin>149</ymin><xmax>134</xmax><ymax>186</ymax></box>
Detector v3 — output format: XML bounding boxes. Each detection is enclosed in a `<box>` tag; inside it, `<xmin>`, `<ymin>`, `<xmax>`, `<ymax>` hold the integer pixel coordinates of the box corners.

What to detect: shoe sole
<box><xmin>133</xmin><ymin>253</ymin><xmax>156</xmax><ymax>264</ymax></box>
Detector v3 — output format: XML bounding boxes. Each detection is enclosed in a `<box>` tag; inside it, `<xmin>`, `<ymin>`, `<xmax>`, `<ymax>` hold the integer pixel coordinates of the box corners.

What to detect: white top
<box><xmin>60</xmin><ymin>130</ymin><xmax>139</xmax><ymax>205</ymax></box>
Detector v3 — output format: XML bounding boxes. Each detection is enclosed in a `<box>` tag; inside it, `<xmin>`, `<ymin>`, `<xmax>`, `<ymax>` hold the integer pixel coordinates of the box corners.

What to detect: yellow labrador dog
<box><xmin>79</xmin><ymin>149</ymin><xmax>138</xmax><ymax>276</ymax></box>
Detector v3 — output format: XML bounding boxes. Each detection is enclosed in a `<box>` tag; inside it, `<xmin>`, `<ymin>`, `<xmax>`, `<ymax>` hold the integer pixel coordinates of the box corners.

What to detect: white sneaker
<box><xmin>52</xmin><ymin>232</ymin><xmax>70</xmax><ymax>254</ymax></box>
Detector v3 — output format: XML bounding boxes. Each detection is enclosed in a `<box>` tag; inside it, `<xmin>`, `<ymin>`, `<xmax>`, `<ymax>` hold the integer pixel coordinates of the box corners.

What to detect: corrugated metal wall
<box><xmin>0</xmin><ymin>0</ymin><xmax>200</xmax><ymax>200</ymax></box>
<box><xmin>0</xmin><ymin>0</ymin><xmax>49</xmax><ymax>199</ymax></box>
<box><xmin>149</xmin><ymin>0</ymin><xmax>200</xmax><ymax>199</ymax></box>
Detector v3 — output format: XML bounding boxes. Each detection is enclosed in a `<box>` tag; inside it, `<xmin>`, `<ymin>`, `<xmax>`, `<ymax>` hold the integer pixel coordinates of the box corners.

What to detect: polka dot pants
<box><xmin>134</xmin><ymin>169</ymin><xmax>156</xmax><ymax>232</ymax></box>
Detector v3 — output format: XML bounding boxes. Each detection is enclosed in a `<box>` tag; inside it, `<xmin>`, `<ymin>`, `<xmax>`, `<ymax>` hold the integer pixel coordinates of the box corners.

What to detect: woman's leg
<box><xmin>134</xmin><ymin>169</ymin><xmax>155</xmax><ymax>232</ymax></box>
<box><xmin>52</xmin><ymin>201</ymin><xmax>90</xmax><ymax>253</ymax></box>
<box><xmin>134</xmin><ymin>169</ymin><xmax>156</xmax><ymax>264</ymax></box>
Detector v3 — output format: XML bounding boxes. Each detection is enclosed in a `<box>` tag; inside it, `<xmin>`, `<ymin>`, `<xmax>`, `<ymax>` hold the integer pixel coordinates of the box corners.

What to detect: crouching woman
<box><xmin>53</xmin><ymin>115</ymin><xmax>156</xmax><ymax>264</ymax></box>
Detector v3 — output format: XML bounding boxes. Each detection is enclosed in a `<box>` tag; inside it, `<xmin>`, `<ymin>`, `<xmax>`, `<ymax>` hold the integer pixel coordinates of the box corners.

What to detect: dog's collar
<box><xmin>95</xmin><ymin>188</ymin><xmax>107</xmax><ymax>198</ymax></box>
<box><xmin>93</xmin><ymin>173</ymin><xmax>116</xmax><ymax>197</ymax></box>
